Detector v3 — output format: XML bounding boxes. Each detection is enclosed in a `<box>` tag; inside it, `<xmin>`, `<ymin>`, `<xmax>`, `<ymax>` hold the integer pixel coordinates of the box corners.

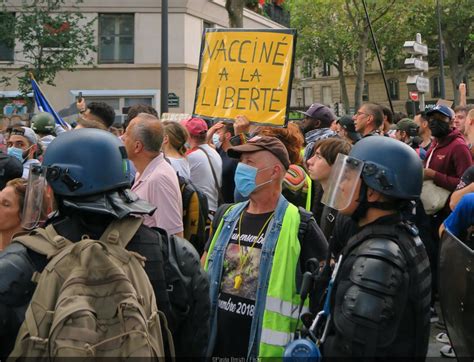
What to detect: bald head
<box><xmin>129</xmin><ymin>113</ymin><xmax>164</xmax><ymax>153</ymax></box>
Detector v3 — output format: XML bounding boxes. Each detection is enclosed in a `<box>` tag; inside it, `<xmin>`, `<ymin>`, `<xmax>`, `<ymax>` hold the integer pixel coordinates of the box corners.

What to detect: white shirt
<box><xmin>22</xmin><ymin>159</ymin><xmax>41</xmax><ymax>179</ymax></box>
<box><xmin>168</xmin><ymin>157</ymin><xmax>191</xmax><ymax>180</ymax></box>
<box><xmin>187</xmin><ymin>144</ymin><xmax>222</xmax><ymax>212</ymax></box>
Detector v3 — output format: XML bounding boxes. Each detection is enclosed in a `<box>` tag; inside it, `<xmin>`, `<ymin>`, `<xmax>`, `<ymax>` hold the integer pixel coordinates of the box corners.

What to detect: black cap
<box><xmin>337</xmin><ymin>115</ymin><xmax>361</xmax><ymax>142</ymax></box>
<box><xmin>0</xmin><ymin>152</ymin><xmax>23</xmax><ymax>189</ymax></box>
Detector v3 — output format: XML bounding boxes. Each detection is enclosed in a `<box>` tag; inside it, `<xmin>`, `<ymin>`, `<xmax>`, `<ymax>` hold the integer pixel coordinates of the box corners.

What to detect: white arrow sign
<box><xmin>403</xmin><ymin>41</ymin><xmax>428</xmax><ymax>56</ymax></box>
<box><xmin>406</xmin><ymin>75</ymin><xmax>430</xmax><ymax>93</ymax></box>
<box><xmin>404</xmin><ymin>58</ymin><xmax>429</xmax><ymax>72</ymax></box>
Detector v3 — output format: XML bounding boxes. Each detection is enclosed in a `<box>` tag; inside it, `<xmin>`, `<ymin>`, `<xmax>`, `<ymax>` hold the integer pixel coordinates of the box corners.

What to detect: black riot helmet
<box><xmin>22</xmin><ymin>129</ymin><xmax>154</xmax><ymax>228</ymax></box>
<box><xmin>322</xmin><ymin>136</ymin><xmax>423</xmax><ymax>215</ymax></box>
<box><xmin>350</xmin><ymin>136</ymin><xmax>423</xmax><ymax>199</ymax></box>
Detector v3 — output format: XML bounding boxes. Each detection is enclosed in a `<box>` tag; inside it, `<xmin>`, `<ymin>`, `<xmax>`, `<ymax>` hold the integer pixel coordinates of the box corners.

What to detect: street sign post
<box><xmin>404</xmin><ymin>58</ymin><xmax>429</xmax><ymax>72</ymax></box>
<box><xmin>403</xmin><ymin>33</ymin><xmax>429</xmax><ymax>111</ymax></box>
<box><xmin>406</xmin><ymin>75</ymin><xmax>430</xmax><ymax>93</ymax></box>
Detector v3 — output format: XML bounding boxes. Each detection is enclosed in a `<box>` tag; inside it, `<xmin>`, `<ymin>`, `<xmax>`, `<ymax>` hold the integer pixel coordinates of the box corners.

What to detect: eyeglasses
<box><xmin>354</xmin><ymin>111</ymin><xmax>370</xmax><ymax>117</ymax></box>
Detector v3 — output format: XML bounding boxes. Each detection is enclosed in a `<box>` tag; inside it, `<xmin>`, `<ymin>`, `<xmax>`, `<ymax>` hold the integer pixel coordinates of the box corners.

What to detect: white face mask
<box><xmin>212</xmin><ymin>133</ymin><xmax>222</xmax><ymax>149</ymax></box>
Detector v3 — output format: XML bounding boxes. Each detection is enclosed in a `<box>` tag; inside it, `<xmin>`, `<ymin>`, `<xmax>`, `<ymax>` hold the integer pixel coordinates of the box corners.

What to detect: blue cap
<box><xmin>426</xmin><ymin>105</ymin><xmax>453</xmax><ymax>120</ymax></box>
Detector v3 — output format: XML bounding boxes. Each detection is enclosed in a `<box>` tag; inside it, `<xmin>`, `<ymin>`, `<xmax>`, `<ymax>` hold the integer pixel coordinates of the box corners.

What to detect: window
<box><xmin>362</xmin><ymin>81</ymin><xmax>369</xmax><ymax>101</ymax></box>
<box><xmin>431</xmin><ymin>76</ymin><xmax>441</xmax><ymax>98</ymax></box>
<box><xmin>0</xmin><ymin>13</ymin><xmax>15</xmax><ymax>61</ymax></box>
<box><xmin>99</xmin><ymin>14</ymin><xmax>134</xmax><ymax>64</ymax></box>
<box><xmin>70</xmin><ymin>89</ymin><xmax>158</xmax><ymax>126</ymax></box>
<box><xmin>322</xmin><ymin>86</ymin><xmax>332</xmax><ymax>105</ymax></box>
<box><xmin>388</xmin><ymin>78</ymin><xmax>399</xmax><ymax>100</ymax></box>
<box><xmin>303</xmin><ymin>60</ymin><xmax>313</xmax><ymax>78</ymax></box>
<box><xmin>124</xmin><ymin>97</ymin><xmax>152</xmax><ymax>107</ymax></box>
<box><xmin>303</xmin><ymin>87</ymin><xmax>313</xmax><ymax>106</ymax></box>
<box><xmin>322</xmin><ymin>62</ymin><xmax>331</xmax><ymax>77</ymax></box>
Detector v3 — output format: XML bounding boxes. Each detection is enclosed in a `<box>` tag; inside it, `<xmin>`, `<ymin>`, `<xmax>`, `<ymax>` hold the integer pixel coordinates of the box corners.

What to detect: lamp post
<box><xmin>160</xmin><ymin>0</ymin><xmax>169</xmax><ymax>115</ymax></box>
<box><xmin>436</xmin><ymin>0</ymin><xmax>446</xmax><ymax>99</ymax></box>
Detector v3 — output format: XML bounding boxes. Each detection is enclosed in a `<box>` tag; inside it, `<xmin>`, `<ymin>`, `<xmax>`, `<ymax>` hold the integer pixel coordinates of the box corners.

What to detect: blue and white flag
<box><xmin>31</xmin><ymin>78</ymin><xmax>71</xmax><ymax>129</ymax></box>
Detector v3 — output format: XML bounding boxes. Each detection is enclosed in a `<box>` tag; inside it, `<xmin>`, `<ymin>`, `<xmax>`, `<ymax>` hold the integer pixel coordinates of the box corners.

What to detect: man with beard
<box><xmin>297</xmin><ymin>103</ymin><xmax>337</xmax><ymax>161</ymax></box>
<box><xmin>424</xmin><ymin>105</ymin><xmax>471</xmax><ymax>192</ymax></box>
<box><xmin>422</xmin><ymin>104</ymin><xmax>471</xmax><ymax>323</ymax></box>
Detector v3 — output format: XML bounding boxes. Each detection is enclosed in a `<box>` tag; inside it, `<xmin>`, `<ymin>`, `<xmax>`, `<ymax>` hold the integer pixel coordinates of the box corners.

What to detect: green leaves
<box><xmin>0</xmin><ymin>0</ymin><xmax>96</xmax><ymax>94</ymax></box>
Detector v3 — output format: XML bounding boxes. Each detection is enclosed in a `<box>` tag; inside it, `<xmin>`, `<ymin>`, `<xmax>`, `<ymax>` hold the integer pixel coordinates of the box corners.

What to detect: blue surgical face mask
<box><xmin>212</xmin><ymin>133</ymin><xmax>222</xmax><ymax>149</ymax></box>
<box><xmin>8</xmin><ymin>147</ymin><xmax>24</xmax><ymax>163</ymax></box>
<box><xmin>234</xmin><ymin>162</ymin><xmax>274</xmax><ymax>197</ymax></box>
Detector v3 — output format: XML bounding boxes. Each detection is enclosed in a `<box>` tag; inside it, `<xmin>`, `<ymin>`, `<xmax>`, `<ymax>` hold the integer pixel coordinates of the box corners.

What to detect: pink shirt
<box><xmin>131</xmin><ymin>153</ymin><xmax>183</xmax><ymax>235</ymax></box>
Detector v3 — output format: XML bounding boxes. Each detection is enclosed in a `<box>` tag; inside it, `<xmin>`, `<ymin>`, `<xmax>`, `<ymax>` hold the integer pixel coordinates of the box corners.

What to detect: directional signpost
<box><xmin>403</xmin><ymin>33</ymin><xmax>429</xmax><ymax>111</ymax></box>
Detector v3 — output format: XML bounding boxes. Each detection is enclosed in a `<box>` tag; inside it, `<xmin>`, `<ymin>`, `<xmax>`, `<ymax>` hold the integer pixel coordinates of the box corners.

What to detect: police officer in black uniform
<box><xmin>0</xmin><ymin>129</ymin><xmax>209</xmax><ymax>358</ymax></box>
<box><xmin>321</xmin><ymin>136</ymin><xmax>431</xmax><ymax>358</ymax></box>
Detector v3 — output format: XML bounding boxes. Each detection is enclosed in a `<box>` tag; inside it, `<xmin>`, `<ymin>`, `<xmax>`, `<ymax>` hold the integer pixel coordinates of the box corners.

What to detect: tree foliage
<box><xmin>288</xmin><ymin>0</ymin><xmax>472</xmax><ymax>108</ymax></box>
<box><xmin>416</xmin><ymin>0</ymin><xmax>474</xmax><ymax>104</ymax></box>
<box><xmin>0</xmin><ymin>0</ymin><xmax>96</xmax><ymax>94</ymax></box>
<box><xmin>288</xmin><ymin>0</ymin><xmax>356</xmax><ymax>110</ymax></box>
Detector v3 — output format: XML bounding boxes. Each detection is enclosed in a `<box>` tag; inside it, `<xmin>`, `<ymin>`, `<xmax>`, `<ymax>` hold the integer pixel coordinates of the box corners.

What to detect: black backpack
<box><xmin>159</xmin><ymin>231</ymin><xmax>210</xmax><ymax>358</ymax></box>
<box><xmin>178</xmin><ymin>174</ymin><xmax>209</xmax><ymax>255</ymax></box>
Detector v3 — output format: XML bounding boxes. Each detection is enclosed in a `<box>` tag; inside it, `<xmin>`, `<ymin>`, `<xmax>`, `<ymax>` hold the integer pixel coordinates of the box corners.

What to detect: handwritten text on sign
<box><xmin>194</xmin><ymin>30</ymin><xmax>295</xmax><ymax>126</ymax></box>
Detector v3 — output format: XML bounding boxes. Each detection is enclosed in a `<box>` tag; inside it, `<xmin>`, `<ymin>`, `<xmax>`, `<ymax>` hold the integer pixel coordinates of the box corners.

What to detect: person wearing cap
<box><xmin>123</xmin><ymin>113</ymin><xmax>184</xmax><ymax>237</ymax></box>
<box><xmin>422</xmin><ymin>104</ymin><xmax>472</xmax><ymax>324</ymax></box>
<box><xmin>184</xmin><ymin>117</ymin><xmax>223</xmax><ymax>215</ymax></box>
<box><xmin>203</xmin><ymin>135</ymin><xmax>327</xmax><ymax>359</ymax></box>
<box><xmin>31</xmin><ymin>112</ymin><xmax>56</xmax><ymax>150</ymax></box>
<box><xmin>298</xmin><ymin>103</ymin><xmax>337</xmax><ymax>161</ymax></box>
<box><xmin>0</xmin><ymin>153</ymin><xmax>23</xmax><ymax>191</ymax></box>
<box><xmin>352</xmin><ymin>103</ymin><xmax>384</xmax><ymax>137</ymax></box>
<box><xmin>336</xmin><ymin>115</ymin><xmax>361</xmax><ymax>144</ymax></box>
<box><xmin>394</xmin><ymin>118</ymin><xmax>427</xmax><ymax>160</ymax></box>
<box><xmin>6</xmin><ymin>126</ymin><xmax>40</xmax><ymax>179</ymax></box>
<box><xmin>424</xmin><ymin>105</ymin><xmax>471</xmax><ymax>192</ymax></box>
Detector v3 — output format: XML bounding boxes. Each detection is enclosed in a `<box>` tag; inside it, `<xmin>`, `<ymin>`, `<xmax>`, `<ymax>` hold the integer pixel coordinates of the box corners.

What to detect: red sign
<box><xmin>409</xmin><ymin>91</ymin><xmax>419</xmax><ymax>102</ymax></box>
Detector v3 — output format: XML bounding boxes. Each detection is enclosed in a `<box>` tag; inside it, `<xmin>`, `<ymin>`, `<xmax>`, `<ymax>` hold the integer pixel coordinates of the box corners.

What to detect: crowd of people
<box><xmin>0</xmin><ymin>93</ymin><xmax>472</xmax><ymax>359</ymax></box>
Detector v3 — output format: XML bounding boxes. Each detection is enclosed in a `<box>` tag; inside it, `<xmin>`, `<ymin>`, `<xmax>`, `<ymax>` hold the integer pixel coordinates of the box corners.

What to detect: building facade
<box><xmin>290</xmin><ymin>60</ymin><xmax>473</xmax><ymax>117</ymax></box>
<box><xmin>0</xmin><ymin>0</ymin><xmax>286</xmax><ymax>124</ymax></box>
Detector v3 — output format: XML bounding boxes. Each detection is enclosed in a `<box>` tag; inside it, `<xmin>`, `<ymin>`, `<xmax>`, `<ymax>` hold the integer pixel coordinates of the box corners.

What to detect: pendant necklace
<box><xmin>233</xmin><ymin>210</ymin><xmax>274</xmax><ymax>290</ymax></box>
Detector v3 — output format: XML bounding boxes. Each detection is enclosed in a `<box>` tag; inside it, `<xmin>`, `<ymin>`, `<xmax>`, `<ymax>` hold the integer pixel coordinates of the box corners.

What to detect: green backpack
<box><xmin>9</xmin><ymin>216</ymin><xmax>172</xmax><ymax>359</ymax></box>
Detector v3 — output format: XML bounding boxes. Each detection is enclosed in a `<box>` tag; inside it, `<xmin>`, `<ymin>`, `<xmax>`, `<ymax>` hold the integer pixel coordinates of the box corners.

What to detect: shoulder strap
<box><xmin>12</xmin><ymin>224</ymin><xmax>72</xmax><ymax>259</ymax></box>
<box><xmin>197</xmin><ymin>146</ymin><xmax>224</xmax><ymax>205</ymax></box>
<box><xmin>100</xmin><ymin>216</ymin><xmax>144</xmax><ymax>248</ymax></box>
<box><xmin>320</xmin><ymin>206</ymin><xmax>337</xmax><ymax>239</ymax></box>
<box><xmin>297</xmin><ymin>206</ymin><xmax>312</xmax><ymax>243</ymax></box>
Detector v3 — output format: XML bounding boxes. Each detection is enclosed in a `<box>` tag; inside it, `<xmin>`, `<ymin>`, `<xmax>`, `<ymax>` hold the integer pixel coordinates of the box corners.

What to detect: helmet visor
<box><xmin>321</xmin><ymin>153</ymin><xmax>364</xmax><ymax>210</ymax></box>
<box><xmin>22</xmin><ymin>165</ymin><xmax>52</xmax><ymax>230</ymax></box>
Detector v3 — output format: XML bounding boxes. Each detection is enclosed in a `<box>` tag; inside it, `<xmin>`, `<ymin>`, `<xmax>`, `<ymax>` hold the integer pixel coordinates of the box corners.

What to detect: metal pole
<box><xmin>160</xmin><ymin>0</ymin><xmax>169</xmax><ymax>115</ymax></box>
<box><xmin>361</xmin><ymin>0</ymin><xmax>394</xmax><ymax>113</ymax></box>
<box><xmin>416</xmin><ymin>33</ymin><xmax>425</xmax><ymax>111</ymax></box>
<box><xmin>436</xmin><ymin>0</ymin><xmax>446</xmax><ymax>99</ymax></box>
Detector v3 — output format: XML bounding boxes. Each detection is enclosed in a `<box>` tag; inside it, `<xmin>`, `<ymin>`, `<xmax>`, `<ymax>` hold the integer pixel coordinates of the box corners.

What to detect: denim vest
<box><xmin>205</xmin><ymin>195</ymin><xmax>290</xmax><ymax>358</ymax></box>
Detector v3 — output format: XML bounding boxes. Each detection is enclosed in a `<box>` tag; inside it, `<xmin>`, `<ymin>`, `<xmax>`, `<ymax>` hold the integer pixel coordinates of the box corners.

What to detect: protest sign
<box><xmin>193</xmin><ymin>28</ymin><xmax>296</xmax><ymax>127</ymax></box>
